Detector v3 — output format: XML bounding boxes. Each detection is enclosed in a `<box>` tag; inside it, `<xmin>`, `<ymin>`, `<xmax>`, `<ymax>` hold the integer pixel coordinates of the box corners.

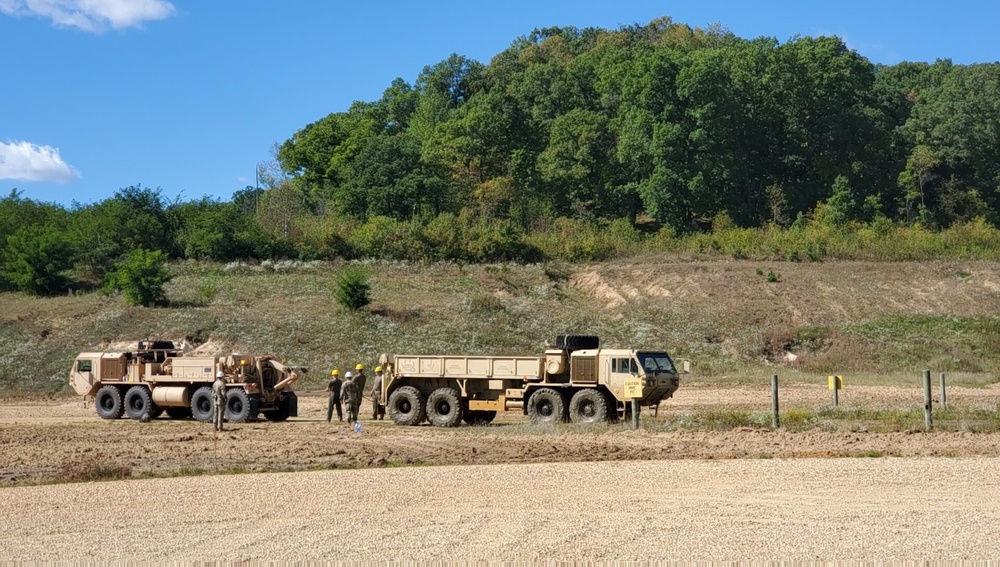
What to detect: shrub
<box><xmin>102</xmin><ymin>248</ymin><xmax>172</xmax><ymax>307</ymax></box>
<box><xmin>335</xmin><ymin>266</ymin><xmax>371</xmax><ymax>311</ymax></box>
<box><xmin>1</xmin><ymin>225</ymin><xmax>73</xmax><ymax>295</ymax></box>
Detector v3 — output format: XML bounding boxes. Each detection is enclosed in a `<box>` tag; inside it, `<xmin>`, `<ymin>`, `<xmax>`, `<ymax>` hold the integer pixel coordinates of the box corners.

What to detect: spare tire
<box><xmin>556</xmin><ymin>335</ymin><xmax>600</xmax><ymax>350</ymax></box>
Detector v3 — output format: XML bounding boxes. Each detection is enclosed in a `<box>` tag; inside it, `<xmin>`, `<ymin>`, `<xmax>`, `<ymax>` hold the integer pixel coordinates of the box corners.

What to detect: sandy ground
<box><xmin>2</xmin><ymin>458</ymin><xmax>1000</xmax><ymax>562</ymax></box>
<box><xmin>2</xmin><ymin>383</ymin><xmax>1000</xmax><ymax>561</ymax></box>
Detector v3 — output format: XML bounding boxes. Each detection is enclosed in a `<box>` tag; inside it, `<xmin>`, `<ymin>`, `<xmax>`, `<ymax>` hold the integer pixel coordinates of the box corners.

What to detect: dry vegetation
<box><xmin>1</xmin><ymin>257</ymin><xmax>998</xmax><ymax>394</ymax></box>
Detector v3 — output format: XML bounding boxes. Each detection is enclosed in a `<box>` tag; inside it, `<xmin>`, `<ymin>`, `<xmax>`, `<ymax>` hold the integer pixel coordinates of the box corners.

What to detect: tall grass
<box><xmin>259</xmin><ymin>214</ymin><xmax>1000</xmax><ymax>263</ymax></box>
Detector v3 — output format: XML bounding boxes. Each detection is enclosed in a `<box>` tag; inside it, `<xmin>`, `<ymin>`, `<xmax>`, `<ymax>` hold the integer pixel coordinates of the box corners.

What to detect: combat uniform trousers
<box><xmin>346</xmin><ymin>399</ymin><xmax>359</xmax><ymax>423</ymax></box>
<box><xmin>213</xmin><ymin>396</ymin><xmax>225</xmax><ymax>431</ymax></box>
<box><xmin>371</xmin><ymin>393</ymin><xmax>384</xmax><ymax>420</ymax></box>
<box><xmin>327</xmin><ymin>394</ymin><xmax>342</xmax><ymax>422</ymax></box>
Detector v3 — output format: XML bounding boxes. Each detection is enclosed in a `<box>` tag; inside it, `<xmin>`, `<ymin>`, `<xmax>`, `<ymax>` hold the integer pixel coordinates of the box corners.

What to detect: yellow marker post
<box><xmin>828</xmin><ymin>375</ymin><xmax>843</xmax><ymax>406</ymax></box>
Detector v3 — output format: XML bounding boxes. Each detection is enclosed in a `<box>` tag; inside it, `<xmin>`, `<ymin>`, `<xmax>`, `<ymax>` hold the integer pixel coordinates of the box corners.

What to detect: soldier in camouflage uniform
<box><xmin>352</xmin><ymin>364</ymin><xmax>367</xmax><ymax>409</ymax></box>
<box><xmin>370</xmin><ymin>366</ymin><xmax>385</xmax><ymax>420</ymax></box>
<box><xmin>212</xmin><ymin>370</ymin><xmax>226</xmax><ymax>432</ymax></box>
<box><xmin>340</xmin><ymin>371</ymin><xmax>360</xmax><ymax>425</ymax></box>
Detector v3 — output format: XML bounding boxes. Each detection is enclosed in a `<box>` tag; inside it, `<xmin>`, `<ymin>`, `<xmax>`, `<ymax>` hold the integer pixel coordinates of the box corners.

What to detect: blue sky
<box><xmin>2</xmin><ymin>0</ymin><xmax>998</xmax><ymax>207</ymax></box>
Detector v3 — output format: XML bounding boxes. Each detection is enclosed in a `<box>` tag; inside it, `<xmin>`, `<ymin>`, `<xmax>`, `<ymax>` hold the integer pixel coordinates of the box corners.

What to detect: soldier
<box><xmin>352</xmin><ymin>364</ymin><xmax>367</xmax><ymax>411</ymax></box>
<box><xmin>341</xmin><ymin>371</ymin><xmax>360</xmax><ymax>425</ymax></box>
<box><xmin>212</xmin><ymin>370</ymin><xmax>226</xmax><ymax>432</ymax></box>
<box><xmin>370</xmin><ymin>366</ymin><xmax>385</xmax><ymax>420</ymax></box>
<box><xmin>325</xmin><ymin>369</ymin><xmax>343</xmax><ymax>422</ymax></box>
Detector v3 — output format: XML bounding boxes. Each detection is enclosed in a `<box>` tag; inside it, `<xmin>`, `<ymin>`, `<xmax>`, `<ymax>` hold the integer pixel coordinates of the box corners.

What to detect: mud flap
<box><xmin>284</xmin><ymin>391</ymin><xmax>298</xmax><ymax>417</ymax></box>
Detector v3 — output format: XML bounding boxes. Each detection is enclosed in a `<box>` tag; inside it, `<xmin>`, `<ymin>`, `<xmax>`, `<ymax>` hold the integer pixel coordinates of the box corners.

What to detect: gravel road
<box><xmin>3</xmin><ymin>457</ymin><xmax>998</xmax><ymax>562</ymax></box>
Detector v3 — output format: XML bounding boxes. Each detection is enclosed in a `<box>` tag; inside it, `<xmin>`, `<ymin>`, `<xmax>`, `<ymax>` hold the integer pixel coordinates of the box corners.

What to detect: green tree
<box><xmin>1</xmin><ymin>225</ymin><xmax>74</xmax><ymax>295</ymax></box>
<box><xmin>334</xmin><ymin>266</ymin><xmax>371</xmax><ymax>311</ymax></box>
<box><xmin>103</xmin><ymin>248</ymin><xmax>172</xmax><ymax>307</ymax></box>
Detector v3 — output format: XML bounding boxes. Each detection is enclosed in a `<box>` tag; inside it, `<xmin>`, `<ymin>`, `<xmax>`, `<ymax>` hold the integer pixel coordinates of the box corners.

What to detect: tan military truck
<box><xmin>379</xmin><ymin>335</ymin><xmax>685</xmax><ymax>426</ymax></box>
<box><xmin>69</xmin><ymin>340</ymin><xmax>304</xmax><ymax>422</ymax></box>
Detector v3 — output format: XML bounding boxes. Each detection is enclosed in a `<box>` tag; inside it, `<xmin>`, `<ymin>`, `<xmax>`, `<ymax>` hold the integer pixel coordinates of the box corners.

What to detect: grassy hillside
<box><xmin>2</xmin><ymin>257</ymin><xmax>999</xmax><ymax>394</ymax></box>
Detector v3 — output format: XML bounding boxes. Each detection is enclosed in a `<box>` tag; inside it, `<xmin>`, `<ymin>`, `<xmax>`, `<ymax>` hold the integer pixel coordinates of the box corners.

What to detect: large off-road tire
<box><xmin>165</xmin><ymin>407</ymin><xmax>192</xmax><ymax>420</ymax></box>
<box><xmin>264</xmin><ymin>401</ymin><xmax>289</xmax><ymax>422</ymax></box>
<box><xmin>94</xmin><ymin>385</ymin><xmax>124</xmax><ymax>420</ymax></box>
<box><xmin>527</xmin><ymin>388</ymin><xmax>566</xmax><ymax>425</ymax></box>
<box><xmin>387</xmin><ymin>386</ymin><xmax>426</xmax><ymax>426</ymax></box>
<box><xmin>225</xmin><ymin>388</ymin><xmax>253</xmax><ymax>423</ymax></box>
<box><xmin>426</xmin><ymin>387</ymin><xmax>463</xmax><ymax>427</ymax></box>
<box><xmin>555</xmin><ymin>334</ymin><xmax>600</xmax><ymax>350</ymax></box>
<box><xmin>568</xmin><ymin>388</ymin><xmax>608</xmax><ymax>424</ymax></box>
<box><xmin>462</xmin><ymin>410</ymin><xmax>497</xmax><ymax>426</ymax></box>
<box><xmin>124</xmin><ymin>386</ymin><xmax>155</xmax><ymax>420</ymax></box>
<box><xmin>189</xmin><ymin>386</ymin><xmax>215</xmax><ymax>423</ymax></box>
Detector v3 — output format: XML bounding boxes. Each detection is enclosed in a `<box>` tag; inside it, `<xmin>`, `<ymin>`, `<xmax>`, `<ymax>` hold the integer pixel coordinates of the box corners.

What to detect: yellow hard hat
<box><xmin>355</xmin><ymin>363</ymin><xmax>364</xmax><ymax>370</ymax></box>
<box><xmin>375</xmin><ymin>366</ymin><xmax>383</xmax><ymax>372</ymax></box>
<box><xmin>331</xmin><ymin>369</ymin><xmax>340</xmax><ymax>376</ymax></box>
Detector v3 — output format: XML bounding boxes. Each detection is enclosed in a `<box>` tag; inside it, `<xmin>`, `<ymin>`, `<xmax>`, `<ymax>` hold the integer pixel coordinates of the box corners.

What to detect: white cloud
<box><xmin>0</xmin><ymin>0</ymin><xmax>175</xmax><ymax>32</ymax></box>
<box><xmin>0</xmin><ymin>140</ymin><xmax>81</xmax><ymax>183</ymax></box>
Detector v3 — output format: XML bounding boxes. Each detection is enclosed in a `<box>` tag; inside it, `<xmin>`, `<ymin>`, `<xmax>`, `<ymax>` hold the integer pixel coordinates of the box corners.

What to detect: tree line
<box><xmin>3</xmin><ymin>16</ymin><xmax>1000</xmax><ymax>296</ymax></box>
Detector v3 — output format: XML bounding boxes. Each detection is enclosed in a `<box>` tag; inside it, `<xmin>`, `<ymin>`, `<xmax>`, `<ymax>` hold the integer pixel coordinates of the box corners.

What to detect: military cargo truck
<box><xmin>379</xmin><ymin>335</ymin><xmax>685</xmax><ymax>426</ymax></box>
<box><xmin>69</xmin><ymin>340</ymin><xmax>304</xmax><ymax>423</ymax></box>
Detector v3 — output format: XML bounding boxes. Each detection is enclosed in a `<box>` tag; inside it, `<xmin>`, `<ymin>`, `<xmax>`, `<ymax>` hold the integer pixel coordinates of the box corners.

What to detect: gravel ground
<box><xmin>2</xmin><ymin>457</ymin><xmax>999</xmax><ymax>562</ymax></box>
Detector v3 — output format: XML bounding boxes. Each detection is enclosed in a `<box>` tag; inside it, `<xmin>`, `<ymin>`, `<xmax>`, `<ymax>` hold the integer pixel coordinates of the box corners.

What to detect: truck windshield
<box><xmin>637</xmin><ymin>352</ymin><xmax>675</xmax><ymax>375</ymax></box>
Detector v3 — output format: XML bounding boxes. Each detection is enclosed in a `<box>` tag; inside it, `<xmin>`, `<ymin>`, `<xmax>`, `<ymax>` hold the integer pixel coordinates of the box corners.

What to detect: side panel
<box><xmin>168</xmin><ymin>357</ymin><xmax>218</xmax><ymax>380</ymax></box>
<box><xmin>394</xmin><ymin>355</ymin><xmax>542</xmax><ymax>379</ymax></box>
<box><xmin>100</xmin><ymin>354</ymin><xmax>126</xmax><ymax>382</ymax></box>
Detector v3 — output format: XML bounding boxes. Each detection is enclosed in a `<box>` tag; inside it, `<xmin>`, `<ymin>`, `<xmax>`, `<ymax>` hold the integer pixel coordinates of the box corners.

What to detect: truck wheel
<box><xmin>462</xmin><ymin>410</ymin><xmax>497</xmax><ymax>426</ymax></box>
<box><xmin>189</xmin><ymin>387</ymin><xmax>214</xmax><ymax>422</ymax></box>
<box><xmin>94</xmin><ymin>385</ymin><xmax>124</xmax><ymax>420</ymax></box>
<box><xmin>387</xmin><ymin>386</ymin><xmax>426</xmax><ymax>426</ymax></box>
<box><xmin>426</xmin><ymin>388</ymin><xmax>463</xmax><ymax>427</ymax></box>
<box><xmin>569</xmin><ymin>388</ymin><xmax>608</xmax><ymax>424</ymax></box>
<box><xmin>124</xmin><ymin>386</ymin><xmax>154</xmax><ymax>420</ymax></box>
<box><xmin>165</xmin><ymin>407</ymin><xmax>191</xmax><ymax>420</ymax></box>
<box><xmin>225</xmin><ymin>389</ymin><xmax>253</xmax><ymax>423</ymax></box>
<box><xmin>527</xmin><ymin>388</ymin><xmax>566</xmax><ymax>424</ymax></box>
<box><xmin>556</xmin><ymin>334</ymin><xmax>600</xmax><ymax>350</ymax></box>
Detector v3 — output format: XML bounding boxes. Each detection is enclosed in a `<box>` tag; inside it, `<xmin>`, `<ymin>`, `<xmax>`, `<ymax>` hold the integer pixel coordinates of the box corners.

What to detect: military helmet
<box><xmin>331</xmin><ymin>369</ymin><xmax>340</xmax><ymax>377</ymax></box>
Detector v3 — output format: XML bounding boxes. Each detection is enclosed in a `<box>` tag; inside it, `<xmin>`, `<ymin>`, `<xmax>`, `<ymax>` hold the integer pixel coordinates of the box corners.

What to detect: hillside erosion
<box><xmin>1</xmin><ymin>258</ymin><xmax>998</xmax><ymax>393</ymax></box>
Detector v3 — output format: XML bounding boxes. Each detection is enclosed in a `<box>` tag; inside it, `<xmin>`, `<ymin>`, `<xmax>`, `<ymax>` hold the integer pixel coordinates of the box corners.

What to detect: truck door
<box><xmin>607</xmin><ymin>356</ymin><xmax>637</xmax><ymax>399</ymax></box>
<box><xmin>70</xmin><ymin>358</ymin><xmax>99</xmax><ymax>396</ymax></box>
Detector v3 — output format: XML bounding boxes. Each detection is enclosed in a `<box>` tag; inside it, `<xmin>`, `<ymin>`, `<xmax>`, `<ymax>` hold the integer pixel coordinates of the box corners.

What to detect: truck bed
<box><xmin>394</xmin><ymin>355</ymin><xmax>542</xmax><ymax>379</ymax></box>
